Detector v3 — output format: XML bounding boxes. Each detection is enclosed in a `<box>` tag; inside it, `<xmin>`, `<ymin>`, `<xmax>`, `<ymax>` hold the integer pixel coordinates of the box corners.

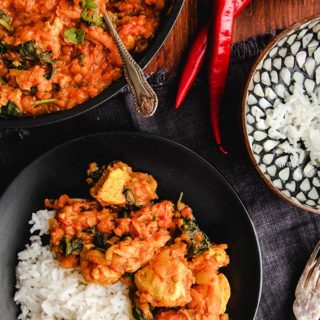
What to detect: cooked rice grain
<box><xmin>264</xmin><ymin>83</ymin><xmax>320</xmax><ymax>167</ymax></box>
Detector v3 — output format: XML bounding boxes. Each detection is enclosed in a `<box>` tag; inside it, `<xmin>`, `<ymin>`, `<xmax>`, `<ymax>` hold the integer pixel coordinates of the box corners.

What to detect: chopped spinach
<box><xmin>94</xmin><ymin>230</ymin><xmax>113</xmax><ymax>250</ymax></box>
<box><xmin>180</xmin><ymin>218</ymin><xmax>212</xmax><ymax>258</ymax></box>
<box><xmin>30</xmin><ymin>86</ymin><xmax>38</xmax><ymax>95</ymax></box>
<box><xmin>61</xmin><ymin>237</ymin><xmax>83</xmax><ymax>256</ymax></box>
<box><xmin>87</xmin><ymin>165</ymin><xmax>106</xmax><ymax>183</ymax></box>
<box><xmin>0</xmin><ymin>101</ymin><xmax>21</xmax><ymax>118</ymax></box>
<box><xmin>0</xmin><ymin>9</ymin><xmax>13</xmax><ymax>33</ymax></box>
<box><xmin>4</xmin><ymin>58</ymin><xmax>28</xmax><ymax>70</ymax></box>
<box><xmin>132</xmin><ymin>306</ymin><xmax>149</xmax><ymax>320</ymax></box>
<box><xmin>18</xmin><ymin>40</ymin><xmax>55</xmax><ymax>66</ymax></box>
<box><xmin>124</xmin><ymin>188</ymin><xmax>135</xmax><ymax>205</ymax></box>
<box><xmin>129</xmin><ymin>288</ymin><xmax>149</xmax><ymax>320</ymax></box>
<box><xmin>85</xmin><ymin>226</ymin><xmax>114</xmax><ymax>250</ymax></box>
<box><xmin>64</xmin><ymin>28</ymin><xmax>85</xmax><ymax>45</ymax></box>
<box><xmin>53</xmin><ymin>83</ymin><xmax>61</xmax><ymax>92</ymax></box>
<box><xmin>0</xmin><ymin>41</ymin><xmax>8</xmax><ymax>55</ymax></box>
<box><xmin>77</xmin><ymin>54</ymin><xmax>85</xmax><ymax>65</ymax></box>
<box><xmin>44</xmin><ymin>65</ymin><xmax>55</xmax><ymax>80</ymax></box>
<box><xmin>118</xmin><ymin>209</ymin><xmax>130</xmax><ymax>219</ymax></box>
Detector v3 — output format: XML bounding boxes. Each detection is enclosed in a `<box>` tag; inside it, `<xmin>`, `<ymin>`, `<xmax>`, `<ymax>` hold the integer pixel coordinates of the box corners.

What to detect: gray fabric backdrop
<box><xmin>1</xmin><ymin>33</ymin><xmax>320</xmax><ymax>320</ymax></box>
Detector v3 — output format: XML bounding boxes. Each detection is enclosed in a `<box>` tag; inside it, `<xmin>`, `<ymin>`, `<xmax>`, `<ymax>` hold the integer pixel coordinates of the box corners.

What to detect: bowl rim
<box><xmin>0</xmin><ymin>0</ymin><xmax>185</xmax><ymax>129</ymax></box>
<box><xmin>0</xmin><ymin>130</ymin><xmax>263</xmax><ymax>319</ymax></box>
<box><xmin>241</xmin><ymin>15</ymin><xmax>320</xmax><ymax>215</ymax></box>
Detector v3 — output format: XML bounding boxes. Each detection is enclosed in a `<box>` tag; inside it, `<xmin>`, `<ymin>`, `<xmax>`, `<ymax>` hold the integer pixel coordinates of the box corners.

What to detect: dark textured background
<box><xmin>1</xmin><ymin>33</ymin><xmax>320</xmax><ymax>320</ymax></box>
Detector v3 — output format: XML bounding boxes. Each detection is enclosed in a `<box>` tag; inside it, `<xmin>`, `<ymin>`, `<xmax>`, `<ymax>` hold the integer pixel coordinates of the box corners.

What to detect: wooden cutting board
<box><xmin>146</xmin><ymin>0</ymin><xmax>320</xmax><ymax>74</ymax></box>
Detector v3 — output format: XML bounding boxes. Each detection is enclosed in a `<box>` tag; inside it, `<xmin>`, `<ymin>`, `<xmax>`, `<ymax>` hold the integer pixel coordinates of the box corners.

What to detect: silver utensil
<box><xmin>103</xmin><ymin>12</ymin><xmax>158</xmax><ymax>117</ymax></box>
<box><xmin>293</xmin><ymin>240</ymin><xmax>320</xmax><ymax>320</ymax></box>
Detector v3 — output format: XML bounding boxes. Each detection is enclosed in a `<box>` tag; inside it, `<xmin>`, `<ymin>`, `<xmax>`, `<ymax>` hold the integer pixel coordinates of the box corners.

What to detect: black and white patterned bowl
<box><xmin>243</xmin><ymin>17</ymin><xmax>320</xmax><ymax>214</ymax></box>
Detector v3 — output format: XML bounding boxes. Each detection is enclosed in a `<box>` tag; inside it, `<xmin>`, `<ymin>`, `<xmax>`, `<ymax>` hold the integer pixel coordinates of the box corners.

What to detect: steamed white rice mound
<box><xmin>263</xmin><ymin>83</ymin><xmax>320</xmax><ymax>167</ymax></box>
<box><xmin>14</xmin><ymin>210</ymin><xmax>131</xmax><ymax>320</ymax></box>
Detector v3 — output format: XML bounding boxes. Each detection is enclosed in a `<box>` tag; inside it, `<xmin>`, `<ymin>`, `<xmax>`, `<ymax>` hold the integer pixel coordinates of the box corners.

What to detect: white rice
<box><xmin>15</xmin><ymin>210</ymin><xmax>131</xmax><ymax>320</ymax></box>
<box><xmin>263</xmin><ymin>83</ymin><xmax>320</xmax><ymax>167</ymax></box>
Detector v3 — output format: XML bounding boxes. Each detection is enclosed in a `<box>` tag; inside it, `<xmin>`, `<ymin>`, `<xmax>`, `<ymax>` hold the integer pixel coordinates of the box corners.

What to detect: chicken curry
<box><xmin>46</xmin><ymin>161</ymin><xmax>231</xmax><ymax>320</ymax></box>
<box><xmin>0</xmin><ymin>0</ymin><xmax>164</xmax><ymax>117</ymax></box>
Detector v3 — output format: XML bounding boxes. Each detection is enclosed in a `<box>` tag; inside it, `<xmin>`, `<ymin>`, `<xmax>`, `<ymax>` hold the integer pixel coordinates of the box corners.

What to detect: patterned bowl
<box><xmin>243</xmin><ymin>17</ymin><xmax>320</xmax><ymax>214</ymax></box>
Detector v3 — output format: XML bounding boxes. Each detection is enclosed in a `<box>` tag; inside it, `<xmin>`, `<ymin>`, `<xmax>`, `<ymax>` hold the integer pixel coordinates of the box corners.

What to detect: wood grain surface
<box><xmin>146</xmin><ymin>0</ymin><xmax>320</xmax><ymax>74</ymax></box>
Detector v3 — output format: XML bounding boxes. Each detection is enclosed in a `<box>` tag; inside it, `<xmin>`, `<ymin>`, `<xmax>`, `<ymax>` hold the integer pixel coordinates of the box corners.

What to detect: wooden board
<box><xmin>146</xmin><ymin>0</ymin><xmax>320</xmax><ymax>74</ymax></box>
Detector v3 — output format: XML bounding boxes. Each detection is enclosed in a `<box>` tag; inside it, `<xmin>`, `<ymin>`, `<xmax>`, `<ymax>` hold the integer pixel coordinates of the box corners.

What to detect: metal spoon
<box><xmin>103</xmin><ymin>12</ymin><xmax>158</xmax><ymax>117</ymax></box>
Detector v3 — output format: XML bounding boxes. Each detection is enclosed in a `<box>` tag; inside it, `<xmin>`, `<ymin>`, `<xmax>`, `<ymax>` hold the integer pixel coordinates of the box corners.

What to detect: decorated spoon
<box><xmin>103</xmin><ymin>12</ymin><xmax>158</xmax><ymax>117</ymax></box>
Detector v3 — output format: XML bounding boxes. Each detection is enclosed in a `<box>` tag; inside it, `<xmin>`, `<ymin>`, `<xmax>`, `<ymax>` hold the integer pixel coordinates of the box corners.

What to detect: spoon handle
<box><xmin>103</xmin><ymin>13</ymin><xmax>158</xmax><ymax>117</ymax></box>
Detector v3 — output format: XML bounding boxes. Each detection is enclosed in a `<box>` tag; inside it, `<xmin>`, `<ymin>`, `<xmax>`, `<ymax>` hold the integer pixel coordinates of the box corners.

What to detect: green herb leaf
<box><xmin>0</xmin><ymin>101</ymin><xmax>21</xmax><ymax>118</ymax></box>
<box><xmin>0</xmin><ymin>9</ymin><xmax>13</xmax><ymax>33</ymax></box>
<box><xmin>34</xmin><ymin>98</ymin><xmax>58</xmax><ymax>106</ymax></box>
<box><xmin>81</xmin><ymin>9</ymin><xmax>103</xmax><ymax>26</ymax></box>
<box><xmin>64</xmin><ymin>28</ymin><xmax>85</xmax><ymax>45</ymax></box>
<box><xmin>112</xmin><ymin>15</ymin><xmax>119</xmax><ymax>25</ymax></box>
<box><xmin>81</xmin><ymin>0</ymin><xmax>97</xmax><ymax>9</ymax></box>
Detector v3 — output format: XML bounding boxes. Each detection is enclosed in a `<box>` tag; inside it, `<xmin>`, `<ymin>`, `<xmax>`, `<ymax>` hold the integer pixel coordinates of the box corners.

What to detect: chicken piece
<box><xmin>80</xmin><ymin>246</ymin><xmax>120</xmax><ymax>286</ymax></box>
<box><xmin>126</xmin><ymin>171</ymin><xmax>158</xmax><ymax>206</ymax></box>
<box><xmin>189</xmin><ymin>245</ymin><xmax>230</xmax><ymax>284</ymax></box>
<box><xmin>130</xmin><ymin>200</ymin><xmax>175</xmax><ymax>240</ymax></box>
<box><xmin>88</xmin><ymin>161</ymin><xmax>158</xmax><ymax>207</ymax></box>
<box><xmin>89</xmin><ymin>161</ymin><xmax>132</xmax><ymax>206</ymax></box>
<box><xmin>218</xmin><ymin>273</ymin><xmax>231</xmax><ymax>315</ymax></box>
<box><xmin>105</xmin><ymin>233</ymin><xmax>170</xmax><ymax>273</ymax></box>
<box><xmin>186</xmin><ymin>245</ymin><xmax>230</xmax><ymax>320</ymax></box>
<box><xmin>80</xmin><ymin>233</ymin><xmax>170</xmax><ymax>285</ymax></box>
<box><xmin>187</xmin><ymin>281</ymin><xmax>221</xmax><ymax>320</ymax></box>
<box><xmin>135</xmin><ymin>242</ymin><xmax>194</xmax><ymax>307</ymax></box>
<box><xmin>155</xmin><ymin>309</ymin><xmax>191</xmax><ymax>320</ymax></box>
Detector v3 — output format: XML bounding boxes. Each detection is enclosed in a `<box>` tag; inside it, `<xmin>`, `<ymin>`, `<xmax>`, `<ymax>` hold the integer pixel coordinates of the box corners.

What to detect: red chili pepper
<box><xmin>209</xmin><ymin>0</ymin><xmax>237</xmax><ymax>154</ymax></box>
<box><xmin>175</xmin><ymin>0</ymin><xmax>251</xmax><ymax>109</ymax></box>
<box><xmin>175</xmin><ymin>24</ymin><xmax>209</xmax><ymax>109</ymax></box>
<box><xmin>235</xmin><ymin>0</ymin><xmax>251</xmax><ymax>16</ymax></box>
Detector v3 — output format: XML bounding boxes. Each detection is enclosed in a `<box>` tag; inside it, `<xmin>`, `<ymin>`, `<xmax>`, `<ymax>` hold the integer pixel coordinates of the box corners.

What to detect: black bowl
<box><xmin>0</xmin><ymin>0</ymin><xmax>184</xmax><ymax>129</ymax></box>
<box><xmin>0</xmin><ymin>132</ymin><xmax>262</xmax><ymax>319</ymax></box>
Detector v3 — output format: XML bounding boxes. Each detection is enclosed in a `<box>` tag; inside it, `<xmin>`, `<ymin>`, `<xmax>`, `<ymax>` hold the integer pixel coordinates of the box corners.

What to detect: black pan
<box><xmin>0</xmin><ymin>132</ymin><xmax>262</xmax><ymax>319</ymax></box>
<box><xmin>0</xmin><ymin>1</ymin><xmax>184</xmax><ymax>129</ymax></box>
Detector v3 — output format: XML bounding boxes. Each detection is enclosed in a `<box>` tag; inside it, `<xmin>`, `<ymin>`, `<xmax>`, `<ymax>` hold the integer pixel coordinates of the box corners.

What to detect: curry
<box><xmin>0</xmin><ymin>0</ymin><xmax>164</xmax><ymax>117</ymax></box>
<box><xmin>46</xmin><ymin>161</ymin><xmax>231</xmax><ymax>320</ymax></box>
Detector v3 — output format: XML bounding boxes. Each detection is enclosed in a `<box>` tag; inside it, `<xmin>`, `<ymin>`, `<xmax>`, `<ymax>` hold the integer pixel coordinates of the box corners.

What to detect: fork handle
<box><xmin>103</xmin><ymin>12</ymin><xmax>158</xmax><ymax>117</ymax></box>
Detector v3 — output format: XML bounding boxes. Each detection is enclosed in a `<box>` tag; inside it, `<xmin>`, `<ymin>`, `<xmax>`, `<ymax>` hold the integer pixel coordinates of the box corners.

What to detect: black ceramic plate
<box><xmin>0</xmin><ymin>132</ymin><xmax>261</xmax><ymax>319</ymax></box>
<box><xmin>0</xmin><ymin>0</ymin><xmax>184</xmax><ymax>129</ymax></box>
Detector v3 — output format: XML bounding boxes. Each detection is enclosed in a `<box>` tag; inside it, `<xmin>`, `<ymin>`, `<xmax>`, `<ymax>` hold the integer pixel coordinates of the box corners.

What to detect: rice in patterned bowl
<box><xmin>243</xmin><ymin>17</ymin><xmax>320</xmax><ymax>213</ymax></box>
